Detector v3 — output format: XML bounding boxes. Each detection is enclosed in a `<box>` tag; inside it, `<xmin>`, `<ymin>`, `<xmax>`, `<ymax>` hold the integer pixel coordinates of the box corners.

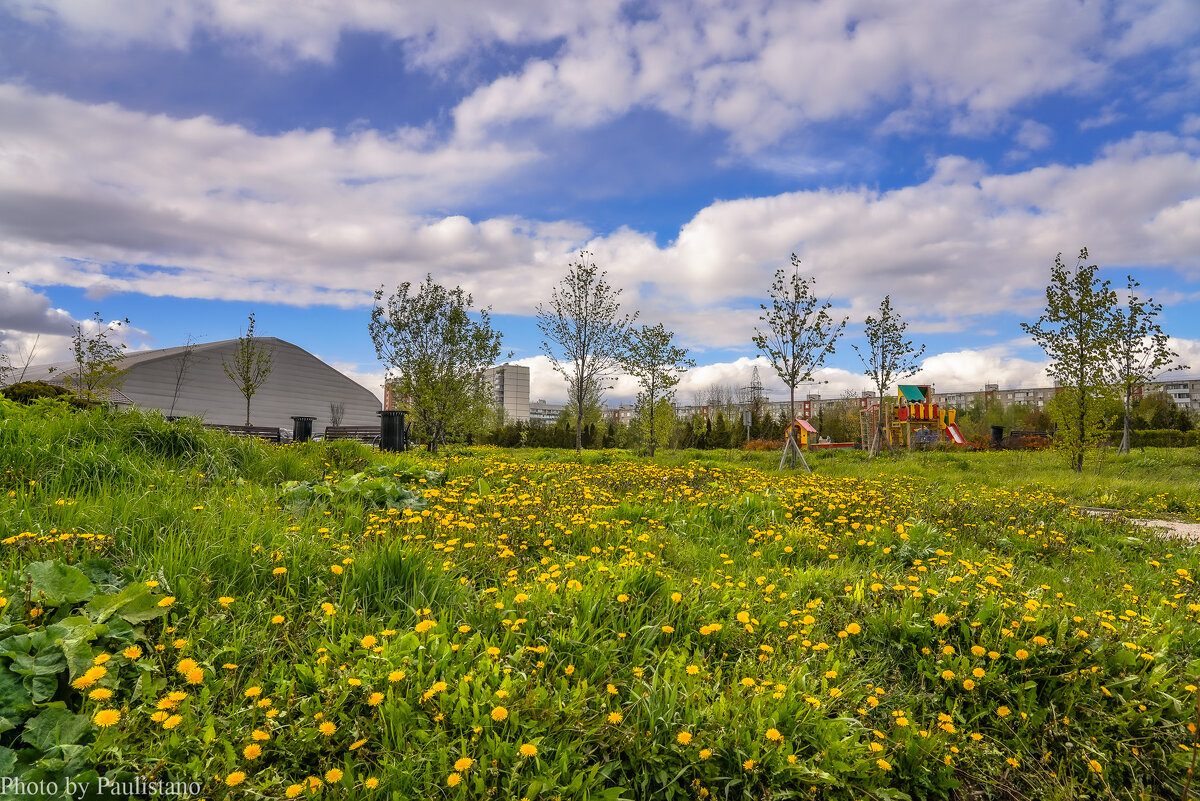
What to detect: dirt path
<box><xmin>1128</xmin><ymin>518</ymin><xmax>1200</xmax><ymax>543</ymax></box>
<box><xmin>1080</xmin><ymin>507</ymin><xmax>1200</xmax><ymax>543</ymax></box>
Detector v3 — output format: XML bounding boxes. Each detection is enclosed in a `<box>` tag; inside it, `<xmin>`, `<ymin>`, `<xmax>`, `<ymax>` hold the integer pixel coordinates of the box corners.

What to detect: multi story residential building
<box><xmin>483</xmin><ymin>363</ymin><xmax>531</xmax><ymax>423</ymax></box>
<box><xmin>529</xmin><ymin>399</ymin><xmax>566</xmax><ymax>425</ymax></box>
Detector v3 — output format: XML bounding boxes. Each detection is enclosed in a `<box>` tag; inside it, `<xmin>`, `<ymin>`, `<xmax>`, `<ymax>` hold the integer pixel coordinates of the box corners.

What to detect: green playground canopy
<box><xmin>897</xmin><ymin>385</ymin><xmax>927</xmax><ymax>403</ymax></box>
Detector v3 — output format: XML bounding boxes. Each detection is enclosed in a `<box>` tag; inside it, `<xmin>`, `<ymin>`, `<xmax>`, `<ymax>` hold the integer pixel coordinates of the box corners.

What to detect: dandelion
<box><xmin>365</xmin><ymin>777</ymin><xmax>380</xmax><ymax>789</ymax></box>
<box><xmin>361</xmin><ymin>635</ymin><xmax>378</xmax><ymax>648</ymax></box>
<box><xmin>185</xmin><ymin>668</ymin><xmax>204</xmax><ymax>685</ymax></box>
<box><xmin>941</xmin><ymin>670</ymin><xmax>955</xmax><ymax>680</ymax></box>
<box><xmin>699</xmin><ymin>748</ymin><xmax>712</xmax><ymax>760</ymax></box>
<box><xmin>520</xmin><ymin>743</ymin><xmax>538</xmax><ymax>757</ymax></box>
<box><xmin>367</xmin><ymin>692</ymin><xmax>384</xmax><ymax>706</ymax></box>
<box><xmin>319</xmin><ymin>721</ymin><xmax>336</xmax><ymax>735</ymax></box>
<box><xmin>415</xmin><ymin>619</ymin><xmax>437</xmax><ymax>634</ymax></box>
<box><xmin>765</xmin><ymin>728</ymin><xmax>783</xmax><ymax>742</ymax></box>
<box><xmin>243</xmin><ymin>744</ymin><xmax>262</xmax><ymax>760</ymax></box>
<box><xmin>743</xmin><ymin>759</ymin><xmax>757</xmax><ymax>771</ymax></box>
<box><xmin>163</xmin><ymin>714</ymin><xmax>182</xmax><ymax>729</ymax></box>
<box><xmin>285</xmin><ymin>785</ymin><xmax>304</xmax><ymax>798</ymax></box>
<box><xmin>92</xmin><ymin>708</ymin><xmax>120</xmax><ymax>727</ymax></box>
<box><xmin>608</xmin><ymin>711</ymin><xmax>623</xmax><ymax>724</ymax></box>
<box><xmin>491</xmin><ymin>706</ymin><xmax>509</xmax><ymax>722</ymax></box>
<box><xmin>877</xmin><ymin>759</ymin><xmax>892</xmax><ymax>771</ymax></box>
<box><xmin>252</xmin><ymin>729</ymin><xmax>270</xmax><ymax>741</ymax></box>
<box><xmin>933</xmin><ymin>613</ymin><xmax>950</xmax><ymax>627</ymax></box>
<box><xmin>997</xmin><ymin>706</ymin><xmax>1011</xmax><ymax>718</ymax></box>
<box><xmin>846</xmin><ymin>622</ymin><xmax>862</xmax><ymax>635</ymax></box>
<box><xmin>244</xmin><ymin>686</ymin><xmax>262</xmax><ymax>698</ymax></box>
<box><xmin>686</xmin><ymin>665</ymin><xmax>700</xmax><ymax>675</ymax></box>
<box><xmin>962</xmin><ymin>679</ymin><xmax>975</xmax><ymax>691</ymax></box>
<box><xmin>123</xmin><ymin>645</ymin><xmax>143</xmax><ymax>659</ymax></box>
<box><xmin>1015</xmin><ymin>649</ymin><xmax>1029</xmax><ymax>660</ymax></box>
<box><xmin>677</xmin><ymin>731</ymin><xmax>693</xmax><ymax>745</ymax></box>
<box><xmin>388</xmin><ymin>670</ymin><xmax>405</xmax><ymax>682</ymax></box>
<box><xmin>325</xmin><ymin>768</ymin><xmax>343</xmax><ymax>783</ymax></box>
<box><xmin>271</xmin><ymin>614</ymin><xmax>285</xmax><ymax>624</ymax></box>
<box><xmin>351</xmin><ymin>738</ymin><xmax>368</xmax><ymax>750</ymax></box>
<box><xmin>1088</xmin><ymin>758</ymin><xmax>1103</xmax><ymax>773</ymax></box>
<box><xmin>176</xmin><ymin>658</ymin><xmax>197</xmax><ymax>675</ymax></box>
<box><xmin>88</xmin><ymin>688</ymin><xmax>114</xmax><ymax>701</ymax></box>
<box><xmin>218</xmin><ymin>596</ymin><xmax>235</xmax><ymax>607</ymax></box>
<box><xmin>225</xmin><ymin>772</ymin><xmax>246</xmax><ymax>787</ymax></box>
<box><xmin>447</xmin><ymin>773</ymin><xmax>462</xmax><ymax>787</ymax></box>
<box><xmin>454</xmin><ymin>757</ymin><xmax>474</xmax><ymax>772</ymax></box>
<box><xmin>321</xmin><ymin>602</ymin><xmax>336</xmax><ymax>616</ymax></box>
<box><xmin>272</xmin><ymin>567</ymin><xmax>287</xmax><ymax>576</ymax></box>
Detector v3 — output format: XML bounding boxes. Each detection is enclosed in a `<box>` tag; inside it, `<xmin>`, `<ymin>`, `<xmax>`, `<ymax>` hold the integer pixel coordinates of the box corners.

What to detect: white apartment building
<box><xmin>483</xmin><ymin>363</ymin><xmax>530</xmax><ymax>423</ymax></box>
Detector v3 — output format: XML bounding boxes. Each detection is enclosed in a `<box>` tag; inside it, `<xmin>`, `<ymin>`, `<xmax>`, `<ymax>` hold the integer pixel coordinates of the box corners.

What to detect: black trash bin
<box><xmin>990</xmin><ymin>425</ymin><xmax>1004</xmax><ymax>448</ymax></box>
<box><xmin>378</xmin><ymin>410</ymin><xmax>408</xmax><ymax>452</ymax></box>
<box><xmin>291</xmin><ymin>416</ymin><xmax>316</xmax><ymax>443</ymax></box>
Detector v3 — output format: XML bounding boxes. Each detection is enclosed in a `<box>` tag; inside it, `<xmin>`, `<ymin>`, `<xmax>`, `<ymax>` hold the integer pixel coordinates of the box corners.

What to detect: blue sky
<box><xmin>1</xmin><ymin>1</ymin><xmax>1198</xmax><ymax>403</ymax></box>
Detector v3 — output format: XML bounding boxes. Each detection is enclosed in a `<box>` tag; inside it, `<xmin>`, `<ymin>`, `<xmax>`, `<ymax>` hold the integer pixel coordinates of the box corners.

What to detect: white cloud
<box><xmin>2</xmin><ymin>84</ymin><xmax>1199</xmax><ymax>361</ymax></box>
<box><xmin>1015</xmin><ymin>120</ymin><xmax>1054</xmax><ymax>151</ymax></box>
<box><xmin>10</xmin><ymin>1</ymin><xmax>1198</xmax><ymax>151</ymax></box>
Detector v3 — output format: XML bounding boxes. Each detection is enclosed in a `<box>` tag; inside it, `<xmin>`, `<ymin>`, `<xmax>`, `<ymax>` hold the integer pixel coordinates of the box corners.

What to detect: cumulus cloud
<box><xmin>3</xmin><ymin>81</ymin><xmax>1199</xmax><ymax>355</ymax></box>
<box><xmin>8</xmin><ymin>1</ymin><xmax>1198</xmax><ymax>151</ymax></box>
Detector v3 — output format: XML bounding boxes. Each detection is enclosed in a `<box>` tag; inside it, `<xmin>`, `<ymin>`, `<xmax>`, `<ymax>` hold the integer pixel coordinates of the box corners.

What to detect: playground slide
<box><xmin>945</xmin><ymin>423</ymin><xmax>966</xmax><ymax>445</ymax></box>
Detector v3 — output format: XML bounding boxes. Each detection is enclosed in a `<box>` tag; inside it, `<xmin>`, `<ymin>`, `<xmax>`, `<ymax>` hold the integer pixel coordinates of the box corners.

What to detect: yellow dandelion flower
<box><xmin>225</xmin><ymin>771</ymin><xmax>246</xmax><ymax>787</ymax></box>
<box><xmin>454</xmin><ymin>757</ymin><xmax>474</xmax><ymax>772</ymax></box>
<box><xmin>92</xmin><ymin>708</ymin><xmax>120</xmax><ymax>727</ymax></box>
<box><xmin>491</xmin><ymin>706</ymin><xmax>508</xmax><ymax>722</ymax></box>
<box><xmin>243</xmin><ymin>744</ymin><xmax>262</xmax><ymax>760</ymax></box>
<box><xmin>325</xmin><ymin>768</ymin><xmax>343</xmax><ymax>783</ymax></box>
<box><xmin>318</xmin><ymin>721</ymin><xmax>336</xmax><ymax>735</ymax></box>
<box><xmin>677</xmin><ymin>731</ymin><xmax>693</xmax><ymax>745</ymax></box>
<box><xmin>122</xmin><ymin>645</ymin><xmax>143</xmax><ymax>660</ymax></box>
<box><xmin>519</xmin><ymin>743</ymin><xmax>538</xmax><ymax>757</ymax></box>
<box><xmin>608</xmin><ymin>711</ymin><xmax>623</xmax><ymax>724</ymax></box>
<box><xmin>447</xmin><ymin>772</ymin><xmax>462</xmax><ymax>787</ymax></box>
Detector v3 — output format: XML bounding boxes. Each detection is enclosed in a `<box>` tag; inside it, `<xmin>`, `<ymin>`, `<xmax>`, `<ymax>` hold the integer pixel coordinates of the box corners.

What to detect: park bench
<box><xmin>203</xmin><ymin>424</ymin><xmax>282</xmax><ymax>443</ymax></box>
<box><xmin>323</xmin><ymin>426</ymin><xmax>382</xmax><ymax>446</ymax></box>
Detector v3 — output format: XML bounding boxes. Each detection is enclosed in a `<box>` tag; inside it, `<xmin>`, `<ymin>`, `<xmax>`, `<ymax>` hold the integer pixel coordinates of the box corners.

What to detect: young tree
<box><xmin>223</xmin><ymin>312</ymin><xmax>274</xmax><ymax>426</ymax></box>
<box><xmin>1111</xmin><ymin>275</ymin><xmax>1186</xmax><ymax>454</ymax></box>
<box><xmin>369</xmin><ymin>275</ymin><xmax>504</xmax><ymax>454</ymax></box>
<box><xmin>1020</xmin><ymin>248</ymin><xmax>1119</xmax><ymax>472</ymax></box>
<box><xmin>537</xmin><ymin>252</ymin><xmax>636</xmax><ymax>454</ymax></box>
<box><xmin>167</xmin><ymin>335</ymin><xmax>197</xmax><ymax>418</ymax></box>
<box><xmin>66</xmin><ymin>312</ymin><xmax>130</xmax><ymax>403</ymax></box>
<box><xmin>753</xmin><ymin>257</ymin><xmax>847</xmax><ymax>469</ymax></box>
<box><xmin>853</xmin><ymin>296</ymin><xmax>925</xmax><ymax>457</ymax></box>
<box><xmin>621</xmin><ymin>323</ymin><xmax>694</xmax><ymax>456</ymax></box>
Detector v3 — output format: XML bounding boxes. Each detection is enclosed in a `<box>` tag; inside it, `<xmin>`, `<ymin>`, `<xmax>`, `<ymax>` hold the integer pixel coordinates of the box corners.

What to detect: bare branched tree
<box><xmin>223</xmin><ymin>313</ymin><xmax>274</xmax><ymax>426</ymax></box>
<box><xmin>752</xmin><ymin>257</ymin><xmax>846</xmax><ymax>470</ymax></box>
<box><xmin>537</xmin><ymin>251</ymin><xmax>636</xmax><ymax>454</ymax></box>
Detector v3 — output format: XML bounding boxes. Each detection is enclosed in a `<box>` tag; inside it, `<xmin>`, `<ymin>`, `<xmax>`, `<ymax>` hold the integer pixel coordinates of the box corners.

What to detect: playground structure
<box><xmin>783</xmin><ymin>418</ymin><xmax>857</xmax><ymax>450</ymax></box>
<box><xmin>858</xmin><ymin>384</ymin><xmax>967</xmax><ymax>450</ymax></box>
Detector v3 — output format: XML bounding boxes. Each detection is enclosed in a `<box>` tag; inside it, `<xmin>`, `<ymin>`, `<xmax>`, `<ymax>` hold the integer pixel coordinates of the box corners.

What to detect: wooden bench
<box><xmin>203</xmin><ymin>424</ymin><xmax>282</xmax><ymax>443</ymax></box>
<box><xmin>323</xmin><ymin>426</ymin><xmax>381</xmax><ymax>446</ymax></box>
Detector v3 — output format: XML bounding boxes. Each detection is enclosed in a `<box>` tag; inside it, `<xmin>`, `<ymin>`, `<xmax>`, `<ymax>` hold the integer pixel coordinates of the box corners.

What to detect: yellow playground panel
<box><xmin>859</xmin><ymin>384</ymin><xmax>967</xmax><ymax>449</ymax></box>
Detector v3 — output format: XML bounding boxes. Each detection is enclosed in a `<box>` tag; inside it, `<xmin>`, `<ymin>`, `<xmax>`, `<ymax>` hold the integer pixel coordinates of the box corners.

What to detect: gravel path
<box><xmin>1080</xmin><ymin>507</ymin><xmax>1200</xmax><ymax>543</ymax></box>
<box><xmin>1129</xmin><ymin>518</ymin><xmax>1200</xmax><ymax>543</ymax></box>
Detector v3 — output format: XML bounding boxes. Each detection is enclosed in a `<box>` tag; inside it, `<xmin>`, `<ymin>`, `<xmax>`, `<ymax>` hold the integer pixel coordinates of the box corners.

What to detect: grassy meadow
<box><xmin>1</xmin><ymin>399</ymin><xmax>1198</xmax><ymax>800</ymax></box>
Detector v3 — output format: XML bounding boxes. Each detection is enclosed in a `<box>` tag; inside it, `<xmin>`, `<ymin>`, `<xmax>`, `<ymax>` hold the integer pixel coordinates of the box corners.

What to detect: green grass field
<box><xmin>2</xmin><ymin>400</ymin><xmax>1198</xmax><ymax>800</ymax></box>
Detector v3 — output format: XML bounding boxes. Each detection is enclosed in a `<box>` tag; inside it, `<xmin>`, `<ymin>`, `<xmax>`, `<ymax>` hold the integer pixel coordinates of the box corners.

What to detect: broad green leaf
<box><xmin>26</xmin><ymin>561</ymin><xmax>95</xmax><ymax>607</ymax></box>
<box><xmin>21</xmin><ymin>707</ymin><xmax>91</xmax><ymax>751</ymax></box>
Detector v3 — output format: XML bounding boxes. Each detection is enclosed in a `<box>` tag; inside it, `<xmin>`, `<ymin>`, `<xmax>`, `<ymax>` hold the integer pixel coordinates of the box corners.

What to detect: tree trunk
<box><xmin>1118</xmin><ymin>386</ymin><xmax>1132</xmax><ymax>455</ymax></box>
<box><xmin>787</xmin><ymin>386</ymin><xmax>796</xmax><ymax>469</ymax></box>
<box><xmin>245</xmin><ymin>395</ymin><xmax>251</xmax><ymax>426</ymax></box>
